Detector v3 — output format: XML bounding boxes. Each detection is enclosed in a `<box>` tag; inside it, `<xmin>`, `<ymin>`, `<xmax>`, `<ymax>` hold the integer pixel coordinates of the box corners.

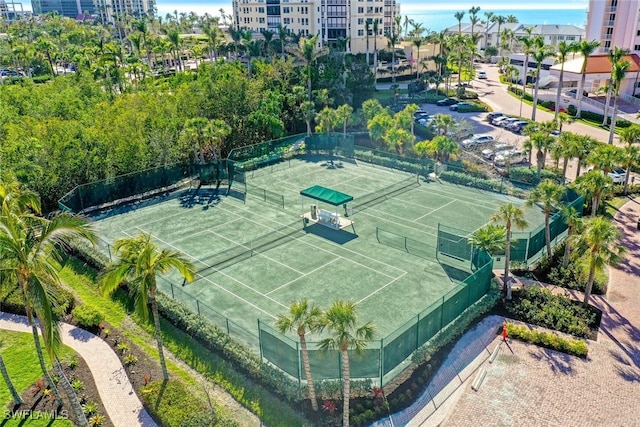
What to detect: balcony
<box><xmin>601</xmin><ymin>34</ymin><xmax>613</xmax><ymax>40</ymax></box>
<box><xmin>606</xmin><ymin>6</ymin><xmax>617</xmax><ymax>13</ymax></box>
<box><xmin>603</xmin><ymin>20</ymin><xmax>615</xmax><ymax>26</ymax></box>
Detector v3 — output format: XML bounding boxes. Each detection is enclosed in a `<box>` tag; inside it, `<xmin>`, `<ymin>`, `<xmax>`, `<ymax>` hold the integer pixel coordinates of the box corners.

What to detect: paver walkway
<box><xmin>0</xmin><ymin>313</ymin><xmax>157</xmax><ymax>427</ymax></box>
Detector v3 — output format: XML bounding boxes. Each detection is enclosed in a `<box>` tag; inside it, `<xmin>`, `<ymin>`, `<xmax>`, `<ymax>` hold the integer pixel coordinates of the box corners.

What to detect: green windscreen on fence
<box><xmin>437</xmin><ymin>224</ymin><xmax>473</xmax><ymax>264</ymax></box>
<box><xmin>259</xmin><ymin>324</ymin><xmax>299</xmax><ymax>378</ymax></box>
<box><xmin>305</xmin><ymin>133</ymin><xmax>354</xmax><ymax>156</ymax></box>
<box><xmin>350</xmin><ymin>146</ymin><xmax>434</xmax><ymax>177</ymax></box>
<box><xmin>58</xmin><ymin>162</ymin><xmax>192</xmax><ymax>213</ymax></box>
<box><xmin>227</xmin><ymin>134</ymin><xmax>306</xmax><ymax>169</ymax></box>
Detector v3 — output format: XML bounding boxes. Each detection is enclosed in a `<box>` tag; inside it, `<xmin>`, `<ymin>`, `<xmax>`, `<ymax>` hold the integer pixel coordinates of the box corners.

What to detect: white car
<box><xmin>494</xmin><ymin>150</ymin><xmax>524</xmax><ymax>166</ymax></box>
<box><xmin>482</xmin><ymin>144</ymin><xmax>515</xmax><ymax>159</ymax></box>
<box><xmin>608</xmin><ymin>168</ymin><xmax>627</xmax><ymax>184</ymax></box>
<box><xmin>477</xmin><ymin>71</ymin><xmax>487</xmax><ymax>79</ymax></box>
<box><xmin>461</xmin><ymin>134</ymin><xmax>495</xmax><ymax>148</ymax></box>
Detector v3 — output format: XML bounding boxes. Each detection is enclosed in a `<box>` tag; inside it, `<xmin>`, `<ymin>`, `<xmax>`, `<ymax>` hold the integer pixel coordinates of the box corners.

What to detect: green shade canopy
<box><xmin>300</xmin><ymin>185</ymin><xmax>353</xmax><ymax>206</ymax></box>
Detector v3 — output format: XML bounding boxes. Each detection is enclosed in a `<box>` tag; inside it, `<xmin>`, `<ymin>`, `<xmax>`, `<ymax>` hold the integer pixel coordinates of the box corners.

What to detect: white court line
<box><xmin>357</xmin><ymin>271</ymin><xmax>408</xmax><ymax>305</ymax></box>
<box><xmin>205</xmin><ymin>228</ymin><xmax>306</xmax><ymax>276</ymax></box>
<box><xmin>211</xmin><ymin>201</ymin><xmax>406</xmax><ymax>278</ymax></box>
<box><xmin>265</xmin><ymin>257</ymin><xmax>341</xmax><ymax>296</ymax></box>
<box><xmin>415</xmin><ymin>199</ymin><xmax>458</xmax><ymax>221</ymax></box>
<box><xmin>415</xmin><ymin>185</ymin><xmax>506</xmax><ymax>210</ymax></box>
<box><xmin>358</xmin><ymin>209</ymin><xmax>439</xmax><ymax>237</ymax></box>
<box><xmin>135</xmin><ymin>226</ymin><xmax>288</xmax><ymax>310</ymax></box>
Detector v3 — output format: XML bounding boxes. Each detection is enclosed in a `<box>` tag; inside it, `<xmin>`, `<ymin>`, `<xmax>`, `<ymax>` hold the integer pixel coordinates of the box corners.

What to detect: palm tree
<box><xmin>0</xmin><ymin>177</ymin><xmax>95</xmax><ymax>425</ymax></box>
<box><xmin>493</xmin><ymin>15</ymin><xmax>506</xmax><ymax>57</ymax></box>
<box><xmin>385</xmin><ymin>24</ymin><xmax>401</xmax><ymax>89</ymax></box>
<box><xmin>373</xmin><ymin>19</ymin><xmax>380</xmax><ymax>84</ymax></box>
<box><xmin>336</xmin><ymin>104</ymin><xmax>354</xmax><ymax>135</ymax></box>
<box><xmin>573</xmin><ymin>169</ymin><xmax>612</xmax><ymax>216</ymax></box>
<box><xmin>574</xmin><ymin>135</ymin><xmax>598</xmax><ymax>177</ymax></box>
<box><xmin>571</xmin><ymin>217</ymin><xmax>625</xmax><ymax>306</ymax></box>
<box><xmin>412</xmin><ymin>37</ymin><xmax>423</xmax><ymax>78</ymax></box>
<box><xmin>575</xmin><ymin>40</ymin><xmax>601</xmax><ymax>118</ymax></box>
<box><xmin>608</xmin><ymin>58</ymin><xmax>631</xmax><ymax>144</ymax></box>
<box><xmin>468</xmin><ymin>223</ymin><xmax>507</xmax><ymax>257</ymax></box>
<box><xmin>518</xmin><ymin>27</ymin><xmax>535</xmax><ymax>99</ymax></box>
<box><xmin>484</xmin><ymin>11</ymin><xmax>494</xmax><ymax>48</ymax></box>
<box><xmin>531</xmin><ymin>39</ymin><xmax>555</xmax><ymax>121</ymax></box>
<box><xmin>554</xmin><ymin>41</ymin><xmax>576</xmax><ymax>122</ymax></box>
<box><xmin>101</xmin><ymin>233</ymin><xmax>195</xmax><ymax>381</ymax></box>
<box><xmin>491</xmin><ymin>203</ymin><xmax>528</xmax><ymax>291</ymax></box>
<box><xmin>417</xmin><ymin>135</ymin><xmax>459</xmax><ymax>162</ymax></box>
<box><xmin>620</xmin><ymin>125</ymin><xmax>640</xmax><ymax>194</ymax></box>
<box><xmin>276</xmin><ymin>299</ymin><xmax>322</xmax><ymax>411</ymax></box>
<box><xmin>277</xmin><ymin>24</ymin><xmax>288</xmax><ymax>57</ymax></box>
<box><xmin>560</xmin><ymin>205</ymin><xmax>582</xmax><ymax>268</ymax></box>
<box><xmin>602</xmin><ymin>47</ymin><xmax>627</xmax><ymax>127</ymax></box>
<box><xmin>365</xmin><ymin>20</ymin><xmax>371</xmax><ymax>66</ymax></box>
<box><xmin>318</xmin><ymin>300</ymin><xmax>375</xmax><ymax>427</ymax></box>
<box><xmin>300</xmin><ymin>101</ymin><xmax>316</xmax><ymax>136</ymax></box>
<box><xmin>587</xmin><ymin>143</ymin><xmax>625</xmax><ymax>177</ymax></box>
<box><xmin>526</xmin><ymin>180</ymin><xmax>566</xmax><ymax>257</ymax></box>
<box><xmin>286</xmin><ymin>35</ymin><xmax>329</xmax><ymax>101</ymax></box>
<box><xmin>454</xmin><ymin>11</ymin><xmax>465</xmax><ymax>87</ymax></box>
<box><xmin>0</xmin><ymin>338</ymin><xmax>22</xmax><ymax>405</ymax></box>
<box><xmin>556</xmin><ymin>132</ymin><xmax>579</xmax><ymax>180</ymax></box>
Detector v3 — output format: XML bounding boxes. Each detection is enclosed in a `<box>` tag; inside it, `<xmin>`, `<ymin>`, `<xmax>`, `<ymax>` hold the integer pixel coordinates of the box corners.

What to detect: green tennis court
<box><xmin>92</xmin><ymin>155</ymin><xmax>545</xmax><ymax>353</ymax></box>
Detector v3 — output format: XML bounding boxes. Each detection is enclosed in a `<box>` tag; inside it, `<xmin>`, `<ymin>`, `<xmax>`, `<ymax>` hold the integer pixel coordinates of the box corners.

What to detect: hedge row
<box><xmin>505</xmin><ymin>323</ymin><xmax>588</xmax><ymax>358</ymax></box>
<box><xmin>353</xmin><ymin>148</ymin><xmax>434</xmax><ymax>176</ymax></box>
<box><xmin>509</xmin><ymin>167</ymin><xmax>563</xmax><ymax>185</ymax></box>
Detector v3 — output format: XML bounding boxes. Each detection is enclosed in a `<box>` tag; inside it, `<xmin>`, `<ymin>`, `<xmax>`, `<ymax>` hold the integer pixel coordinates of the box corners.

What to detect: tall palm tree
<box><xmin>602</xmin><ymin>47</ymin><xmax>627</xmax><ymax>127</ymax></box>
<box><xmin>560</xmin><ymin>205</ymin><xmax>582</xmax><ymax>268</ymax></box>
<box><xmin>300</xmin><ymin>101</ymin><xmax>316</xmax><ymax>136</ymax></box>
<box><xmin>286</xmin><ymin>35</ymin><xmax>329</xmax><ymax>101</ymax></box>
<box><xmin>454</xmin><ymin>11</ymin><xmax>465</xmax><ymax>87</ymax></box>
<box><xmin>336</xmin><ymin>104</ymin><xmax>354</xmax><ymax>135</ymax></box>
<box><xmin>491</xmin><ymin>203</ymin><xmax>528</xmax><ymax>290</ymax></box>
<box><xmin>365</xmin><ymin>20</ymin><xmax>371</xmax><ymax>66</ymax></box>
<box><xmin>277</xmin><ymin>24</ymin><xmax>288</xmax><ymax>56</ymax></box>
<box><xmin>0</xmin><ymin>338</ymin><xmax>22</xmax><ymax>405</ymax></box>
<box><xmin>557</xmin><ymin>132</ymin><xmax>579</xmax><ymax>180</ymax></box>
<box><xmin>587</xmin><ymin>143</ymin><xmax>625</xmax><ymax>177</ymax></box>
<box><xmin>526</xmin><ymin>180</ymin><xmax>566</xmax><ymax>257</ymax></box>
<box><xmin>0</xmin><ymin>177</ymin><xmax>95</xmax><ymax>425</ymax></box>
<box><xmin>575</xmin><ymin>40</ymin><xmax>600</xmax><ymax>118</ymax></box>
<box><xmin>518</xmin><ymin>27</ymin><xmax>535</xmax><ymax>99</ymax></box>
<box><xmin>412</xmin><ymin>37</ymin><xmax>423</xmax><ymax>78</ymax></box>
<box><xmin>484</xmin><ymin>11</ymin><xmax>494</xmax><ymax>49</ymax></box>
<box><xmin>319</xmin><ymin>300</ymin><xmax>375</xmax><ymax>427</ymax></box>
<box><xmin>373</xmin><ymin>19</ymin><xmax>380</xmax><ymax>84</ymax></box>
<box><xmin>101</xmin><ymin>233</ymin><xmax>195</xmax><ymax>381</ymax></box>
<box><xmin>276</xmin><ymin>299</ymin><xmax>322</xmax><ymax>411</ymax></box>
<box><xmin>385</xmin><ymin>23</ymin><xmax>401</xmax><ymax>88</ymax></box>
<box><xmin>493</xmin><ymin>15</ymin><xmax>506</xmax><ymax>57</ymax></box>
<box><xmin>608</xmin><ymin>58</ymin><xmax>631</xmax><ymax>144</ymax></box>
<box><xmin>531</xmin><ymin>38</ymin><xmax>555</xmax><ymax>121</ymax></box>
<box><xmin>554</xmin><ymin>41</ymin><xmax>576</xmax><ymax>122</ymax></box>
<box><xmin>571</xmin><ymin>216</ymin><xmax>625</xmax><ymax>306</ymax></box>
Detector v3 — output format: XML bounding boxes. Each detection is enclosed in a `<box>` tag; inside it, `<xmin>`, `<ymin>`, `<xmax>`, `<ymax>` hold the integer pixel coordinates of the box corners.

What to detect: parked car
<box><xmin>549</xmin><ymin>130</ymin><xmax>561</xmax><ymax>137</ymax></box>
<box><xmin>494</xmin><ymin>150</ymin><xmax>524</xmax><ymax>166</ymax></box>
<box><xmin>477</xmin><ymin>71</ymin><xmax>487</xmax><ymax>79</ymax></box>
<box><xmin>588</xmin><ymin>167</ymin><xmax>627</xmax><ymax>184</ymax></box>
<box><xmin>565</xmin><ymin>89</ymin><xmax>588</xmax><ymax>97</ymax></box>
<box><xmin>486</xmin><ymin>112</ymin><xmax>505</xmax><ymax>122</ymax></box>
<box><xmin>491</xmin><ymin>116</ymin><xmax>511</xmax><ymax>126</ymax></box>
<box><xmin>482</xmin><ymin>143</ymin><xmax>515</xmax><ymax>159</ymax></box>
<box><xmin>508</xmin><ymin>120</ymin><xmax>530</xmax><ymax>133</ymax></box>
<box><xmin>461</xmin><ymin>134</ymin><xmax>495</xmax><ymax>148</ymax></box>
<box><xmin>436</xmin><ymin>98</ymin><xmax>459</xmax><ymax>106</ymax></box>
<box><xmin>500</xmin><ymin>118</ymin><xmax>521</xmax><ymax>128</ymax></box>
<box><xmin>413</xmin><ymin>110</ymin><xmax>428</xmax><ymax>119</ymax></box>
<box><xmin>449</xmin><ymin>102</ymin><xmax>474</xmax><ymax>111</ymax></box>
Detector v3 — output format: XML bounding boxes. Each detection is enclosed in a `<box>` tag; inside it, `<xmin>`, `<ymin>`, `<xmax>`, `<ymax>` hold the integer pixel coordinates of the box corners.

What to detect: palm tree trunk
<box><xmin>601</xmin><ymin>86</ymin><xmax>612</xmax><ymax>126</ymax></box>
<box><xmin>30</xmin><ymin>324</ymin><xmax>63</xmax><ymax>407</ymax></box>
<box><xmin>532</xmin><ymin>70</ymin><xmax>541</xmax><ymax>121</ymax></box>
<box><xmin>299</xmin><ymin>336</ymin><xmax>318</xmax><ymax>411</ymax></box>
<box><xmin>503</xmin><ymin>230</ymin><xmax>511</xmax><ymax>293</ymax></box>
<box><xmin>576</xmin><ymin>72</ymin><xmax>587</xmax><ymax>118</ymax></box>
<box><xmin>591</xmin><ymin>193</ymin><xmax>600</xmax><ymax>216</ymax></box>
<box><xmin>562</xmin><ymin>158</ymin><xmax>569</xmax><ymax>180</ymax></box>
<box><xmin>341</xmin><ymin>348</ymin><xmax>350</xmax><ymax>427</ymax></box>
<box><xmin>608</xmin><ymin>95</ymin><xmax>619</xmax><ymax>144</ymax></box>
<box><xmin>555</xmin><ymin>67</ymin><xmax>564</xmax><ymax>122</ymax></box>
<box><xmin>562</xmin><ymin>228</ymin><xmax>572</xmax><ymax>268</ymax></box>
<box><xmin>151</xmin><ymin>296</ymin><xmax>170</xmax><ymax>381</ymax></box>
<box><xmin>0</xmin><ymin>354</ymin><xmax>22</xmax><ymax>405</ymax></box>
<box><xmin>583</xmin><ymin>256</ymin><xmax>596</xmax><ymax>306</ymax></box>
<box><xmin>544</xmin><ymin>211</ymin><xmax>552</xmax><ymax>257</ymax></box>
<box><xmin>53</xmin><ymin>359</ymin><xmax>89</xmax><ymax>427</ymax></box>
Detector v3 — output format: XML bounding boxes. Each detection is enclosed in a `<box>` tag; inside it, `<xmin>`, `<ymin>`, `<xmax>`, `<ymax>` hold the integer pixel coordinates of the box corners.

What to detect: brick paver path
<box><xmin>438</xmin><ymin>196</ymin><xmax>640</xmax><ymax>427</ymax></box>
<box><xmin>0</xmin><ymin>313</ymin><xmax>157</xmax><ymax>427</ymax></box>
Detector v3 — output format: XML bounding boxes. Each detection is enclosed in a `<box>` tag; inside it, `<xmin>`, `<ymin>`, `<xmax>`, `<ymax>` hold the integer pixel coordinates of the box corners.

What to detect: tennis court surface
<box><xmin>92</xmin><ymin>155</ymin><xmax>543</xmax><ymax>348</ymax></box>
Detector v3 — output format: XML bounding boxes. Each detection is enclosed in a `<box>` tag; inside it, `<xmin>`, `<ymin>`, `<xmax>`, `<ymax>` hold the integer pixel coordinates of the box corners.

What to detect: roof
<box><xmin>550</xmin><ymin>53</ymin><xmax>640</xmax><ymax>74</ymax></box>
<box><xmin>300</xmin><ymin>185</ymin><xmax>353</xmax><ymax>206</ymax></box>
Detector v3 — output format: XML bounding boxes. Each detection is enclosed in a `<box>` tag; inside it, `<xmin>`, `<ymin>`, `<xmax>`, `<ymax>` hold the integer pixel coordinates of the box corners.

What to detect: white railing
<box><xmin>579</xmin><ymin>95</ymin><xmax>615</xmax><ymax>115</ymax></box>
<box><xmin>621</xmin><ymin>94</ymin><xmax>640</xmax><ymax>107</ymax></box>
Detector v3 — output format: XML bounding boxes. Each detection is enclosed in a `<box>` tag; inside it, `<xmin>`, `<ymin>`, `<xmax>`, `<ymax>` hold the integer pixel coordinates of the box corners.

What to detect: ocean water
<box><xmin>156</xmin><ymin>1</ymin><xmax>588</xmax><ymax>31</ymax></box>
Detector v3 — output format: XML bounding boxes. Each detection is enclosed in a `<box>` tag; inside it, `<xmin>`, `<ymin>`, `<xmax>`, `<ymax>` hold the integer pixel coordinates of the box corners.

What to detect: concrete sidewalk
<box><xmin>0</xmin><ymin>313</ymin><xmax>157</xmax><ymax>427</ymax></box>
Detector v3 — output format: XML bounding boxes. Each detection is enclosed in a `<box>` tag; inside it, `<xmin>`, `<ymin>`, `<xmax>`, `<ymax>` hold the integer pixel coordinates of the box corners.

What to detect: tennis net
<box><xmin>195</xmin><ymin>220</ymin><xmax>304</xmax><ymax>275</ymax></box>
<box><xmin>352</xmin><ymin>175</ymin><xmax>420</xmax><ymax>213</ymax></box>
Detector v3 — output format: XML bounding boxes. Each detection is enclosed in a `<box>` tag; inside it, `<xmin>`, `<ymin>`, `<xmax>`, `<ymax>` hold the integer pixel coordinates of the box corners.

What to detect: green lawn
<box><xmin>0</xmin><ymin>330</ymin><xmax>75</xmax><ymax>426</ymax></box>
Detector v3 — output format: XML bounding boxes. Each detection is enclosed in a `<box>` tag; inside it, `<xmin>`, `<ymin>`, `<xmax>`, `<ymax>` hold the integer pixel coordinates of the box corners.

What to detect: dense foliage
<box><xmin>505</xmin><ymin>323</ymin><xmax>588</xmax><ymax>357</ymax></box>
<box><xmin>506</xmin><ymin>286</ymin><xmax>599</xmax><ymax>338</ymax></box>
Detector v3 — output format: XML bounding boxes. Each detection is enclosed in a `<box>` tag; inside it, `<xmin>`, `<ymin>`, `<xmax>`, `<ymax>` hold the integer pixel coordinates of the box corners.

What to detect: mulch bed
<box><xmin>8</xmin><ymin>319</ymin><xmax>163</xmax><ymax>426</ymax></box>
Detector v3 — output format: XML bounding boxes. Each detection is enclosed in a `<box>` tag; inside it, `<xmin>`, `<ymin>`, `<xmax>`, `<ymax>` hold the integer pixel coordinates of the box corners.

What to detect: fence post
<box><xmin>296</xmin><ymin>341</ymin><xmax>302</xmax><ymax>396</ymax></box>
<box><xmin>404</xmin><ymin>236</ymin><xmax>408</xmax><ymax>252</ymax></box>
<box><xmin>379</xmin><ymin>339</ymin><xmax>384</xmax><ymax>387</ymax></box>
<box><xmin>170</xmin><ymin>283</ymin><xmax>174</xmax><ymax>299</ymax></box>
<box><xmin>415</xmin><ymin>313</ymin><xmax>420</xmax><ymax>352</ymax></box>
<box><xmin>376</xmin><ymin>227</ymin><xmax>380</xmax><ymax>242</ymax></box>
<box><xmin>226</xmin><ymin>318</ymin><xmax>230</xmax><ymax>335</ymax></box>
<box><xmin>440</xmin><ymin>295</ymin><xmax>445</xmax><ymax>330</ymax></box>
<box><xmin>196</xmin><ymin>299</ymin><xmax>200</xmax><ymax>315</ymax></box>
<box><xmin>258</xmin><ymin>319</ymin><xmax>264</xmax><ymax>361</ymax></box>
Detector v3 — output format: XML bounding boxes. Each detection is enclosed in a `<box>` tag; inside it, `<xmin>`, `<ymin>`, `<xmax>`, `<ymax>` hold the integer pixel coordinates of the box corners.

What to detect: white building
<box><xmin>585</xmin><ymin>0</ymin><xmax>640</xmax><ymax>54</ymax></box>
<box><xmin>232</xmin><ymin>0</ymin><xmax>399</xmax><ymax>54</ymax></box>
<box><xmin>93</xmin><ymin>0</ymin><xmax>156</xmax><ymax>24</ymax></box>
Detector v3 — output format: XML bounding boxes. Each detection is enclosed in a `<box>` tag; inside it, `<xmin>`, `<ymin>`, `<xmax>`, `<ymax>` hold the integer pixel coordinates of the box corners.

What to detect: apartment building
<box><xmin>93</xmin><ymin>0</ymin><xmax>156</xmax><ymax>22</ymax></box>
<box><xmin>31</xmin><ymin>0</ymin><xmax>96</xmax><ymax>17</ymax></box>
<box><xmin>585</xmin><ymin>0</ymin><xmax>640</xmax><ymax>54</ymax></box>
<box><xmin>232</xmin><ymin>0</ymin><xmax>399</xmax><ymax>53</ymax></box>
<box><xmin>1</xmin><ymin>1</ymin><xmax>26</xmax><ymax>21</ymax></box>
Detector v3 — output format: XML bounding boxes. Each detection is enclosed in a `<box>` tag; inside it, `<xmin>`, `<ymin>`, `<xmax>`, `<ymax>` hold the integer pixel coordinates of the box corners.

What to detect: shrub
<box><xmin>88</xmin><ymin>414</ymin><xmax>106</xmax><ymax>427</ymax></box>
<box><xmin>509</xmin><ymin>167</ymin><xmax>563</xmax><ymax>185</ymax></box>
<box><xmin>506</xmin><ymin>323</ymin><xmax>588</xmax><ymax>357</ymax></box>
<box><xmin>116</xmin><ymin>342</ymin><xmax>129</xmax><ymax>354</ymax></box>
<box><xmin>83</xmin><ymin>402</ymin><xmax>98</xmax><ymax>416</ymax></box>
<box><xmin>72</xmin><ymin>304</ymin><xmax>104</xmax><ymax>328</ymax></box>
<box><xmin>506</xmin><ymin>286</ymin><xmax>599</xmax><ymax>338</ymax></box>
<box><xmin>68</xmin><ymin>356</ymin><xmax>79</xmax><ymax>370</ymax></box>
<box><xmin>71</xmin><ymin>379</ymin><xmax>84</xmax><ymax>392</ymax></box>
<box><xmin>123</xmin><ymin>354</ymin><xmax>138</xmax><ymax>366</ymax></box>
<box><xmin>456</xmin><ymin>103</ymin><xmax>487</xmax><ymax>112</ymax></box>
